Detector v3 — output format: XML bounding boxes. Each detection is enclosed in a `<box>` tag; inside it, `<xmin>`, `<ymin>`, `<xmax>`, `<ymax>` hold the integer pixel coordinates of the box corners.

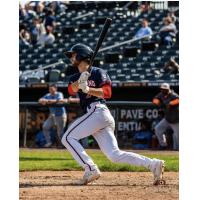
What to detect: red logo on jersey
<box><xmin>88</xmin><ymin>80</ymin><xmax>96</xmax><ymax>87</ymax></box>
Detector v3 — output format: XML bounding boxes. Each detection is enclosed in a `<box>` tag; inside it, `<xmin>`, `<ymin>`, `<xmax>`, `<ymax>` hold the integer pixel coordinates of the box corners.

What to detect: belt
<box><xmin>87</xmin><ymin>101</ymin><xmax>106</xmax><ymax>110</ymax></box>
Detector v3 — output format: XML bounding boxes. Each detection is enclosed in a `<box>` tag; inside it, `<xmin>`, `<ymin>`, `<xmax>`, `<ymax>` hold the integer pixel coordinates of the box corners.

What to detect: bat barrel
<box><xmin>89</xmin><ymin>17</ymin><xmax>112</xmax><ymax>68</ymax></box>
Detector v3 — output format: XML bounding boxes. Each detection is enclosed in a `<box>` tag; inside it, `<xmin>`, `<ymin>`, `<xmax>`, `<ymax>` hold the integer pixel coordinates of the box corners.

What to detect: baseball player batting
<box><xmin>61</xmin><ymin>43</ymin><xmax>166</xmax><ymax>185</ymax></box>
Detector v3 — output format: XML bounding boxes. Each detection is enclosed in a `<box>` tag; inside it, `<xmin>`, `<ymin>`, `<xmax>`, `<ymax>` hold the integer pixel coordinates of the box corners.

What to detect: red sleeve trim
<box><xmin>68</xmin><ymin>84</ymin><xmax>76</xmax><ymax>96</ymax></box>
<box><xmin>152</xmin><ymin>98</ymin><xmax>160</xmax><ymax>105</ymax></box>
<box><xmin>169</xmin><ymin>99</ymin><xmax>179</xmax><ymax>106</ymax></box>
<box><xmin>102</xmin><ymin>84</ymin><xmax>112</xmax><ymax>99</ymax></box>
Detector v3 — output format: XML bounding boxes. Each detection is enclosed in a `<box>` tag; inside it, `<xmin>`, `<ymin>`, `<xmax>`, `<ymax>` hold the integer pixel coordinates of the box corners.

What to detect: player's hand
<box><xmin>39</xmin><ymin>99</ymin><xmax>48</xmax><ymax>105</ymax></box>
<box><xmin>78</xmin><ymin>81</ymin><xmax>89</xmax><ymax>93</ymax></box>
<box><xmin>78</xmin><ymin>71</ymin><xmax>90</xmax><ymax>84</ymax></box>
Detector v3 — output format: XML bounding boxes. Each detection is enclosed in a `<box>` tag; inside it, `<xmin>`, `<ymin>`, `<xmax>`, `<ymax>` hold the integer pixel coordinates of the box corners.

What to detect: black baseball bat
<box><xmin>88</xmin><ymin>18</ymin><xmax>112</xmax><ymax>71</ymax></box>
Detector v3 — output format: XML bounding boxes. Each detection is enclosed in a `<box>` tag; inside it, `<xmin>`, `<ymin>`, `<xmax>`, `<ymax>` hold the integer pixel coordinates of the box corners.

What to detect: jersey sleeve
<box><xmin>168</xmin><ymin>92</ymin><xmax>179</xmax><ymax>106</ymax></box>
<box><xmin>154</xmin><ymin>92</ymin><xmax>162</xmax><ymax>101</ymax></box>
<box><xmin>56</xmin><ymin>92</ymin><xmax>64</xmax><ymax>100</ymax></box>
<box><xmin>41</xmin><ymin>94</ymin><xmax>49</xmax><ymax>99</ymax></box>
<box><xmin>170</xmin><ymin>92</ymin><xmax>179</xmax><ymax>100</ymax></box>
<box><xmin>68</xmin><ymin>73</ymin><xmax>80</xmax><ymax>96</ymax></box>
<box><xmin>97</xmin><ymin>69</ymin><xmax>112</xmax><ymax>87</ymax></box>
<box><xmin>152</xmin><ymin>98</ymin><xmax>160</xmax><ymax>105</ymax></box>
<box><xmin>69</xmin><ymin>73</ymin><xmax>80</xmax><ymax>84</ymax></box>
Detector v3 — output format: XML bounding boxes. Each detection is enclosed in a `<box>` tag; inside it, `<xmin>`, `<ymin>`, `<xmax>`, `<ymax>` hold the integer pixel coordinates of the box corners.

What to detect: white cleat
<box><xmin>81</xmin><ymin>168</ymin><xmax>101</xmax><ymax>185</ymax></box>
<box><xmin>151</xmin><ymin>159</ymin><xmax>166</xmax><ymax>185</ymax></box>
<box><xmin>44</xmin><ymin>142</ymin><xmax>52</xmax><ymax>148</ymax></box>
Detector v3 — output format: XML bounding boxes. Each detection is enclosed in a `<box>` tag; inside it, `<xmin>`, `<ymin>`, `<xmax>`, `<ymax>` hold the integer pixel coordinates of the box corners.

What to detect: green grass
<box><xmin>19</xmin><ymin>149</ymin><xmax>179</xmax><ymax>172</ymax></box>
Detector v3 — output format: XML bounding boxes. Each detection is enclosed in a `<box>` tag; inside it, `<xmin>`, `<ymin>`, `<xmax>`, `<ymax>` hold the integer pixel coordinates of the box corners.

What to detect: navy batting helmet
<box><xmin>64</xmin><ymin>43</ymin><xmax>94</xmax><ymax>61</ymax></box>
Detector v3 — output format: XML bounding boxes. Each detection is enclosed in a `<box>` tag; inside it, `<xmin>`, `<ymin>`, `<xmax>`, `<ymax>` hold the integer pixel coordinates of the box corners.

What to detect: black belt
<box><xmin>87</xmin><ymin>100</ymin><xmax>106</xmax><ymax>110</ymax></box>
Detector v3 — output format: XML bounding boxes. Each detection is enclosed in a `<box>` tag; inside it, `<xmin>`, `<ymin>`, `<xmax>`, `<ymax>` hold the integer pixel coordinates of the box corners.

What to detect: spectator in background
<box><xmin>37</xmin><ymin>25</ymin><xmax>55</xmax><ymax>46</ymax></box>
<box><xmin>49</xmin><ymin>1</ymin><xmax>63</xmax><ymax>13</ymax></box>
<box><xmin>38</xmin><ymin>84</ymin><xmax>79</xmax><ymax>148</ymax></box>
<box><xmin>152</xmin><ymin>83</ymin><xmax>179</xmax><ymax>150</ymax></box>
<box><xmin>36</xmin><ymin>1</ymin><xmax>45</xmax><ymax>14</ymax></box>
<box><xmin>30</xmin><ymin>17</ymin><xmax>45</xmax><ymax>45</ymax></box>
<box><xmin>44</xmin><ymin>8</ymin><xmax>56</xmax><ymax>29</ymax></box>
<box><xmin>167</xmin><ymin>12</ymin><xmax>177</xmax><ymax>23</ymax></box>
<box><xmin>164</xmin><ymin>57</ymin><xmax>179</xmax><ymax>74</ymax></box>
<box><xmin>135</xmin><ymin>19</ymin><xmax>153</xmax><ymax>39</ymax></box>
<box><xmin>24</xmin><ymin>1</ymin><xmax>45</xmax><ymax>14</ymax></box>
<box><xmin>19</xmin><ymin>25</ymin><xmax>31</xmax><ymax>46</ymax></box>
<box><xmin>20</xmin><ymin>2</ymin><xmax>37</xmax><ymax>19</ymax></box>
<box><xmin>159</xmin><ymin>16</ymin><xmax>177</xmax><ymax>46</ymax></box>
<box><xmin>151</xmin><ymin>110</ymin><xmax>165</xmax><ymax>149</ymax></box>
<box><xmin>19</xmin><ymin>3</ymin><xmax>26</xmax><ymax>18</ymax></box>
<box><xmin>38</xmin><ymin>84</ymin><xmax>67</xmax><ymax>148</ymax></box>
<box><xmin>140</xmin><ymin>1</ymin><xmax>151</xmax><ymax>13</ymax></box>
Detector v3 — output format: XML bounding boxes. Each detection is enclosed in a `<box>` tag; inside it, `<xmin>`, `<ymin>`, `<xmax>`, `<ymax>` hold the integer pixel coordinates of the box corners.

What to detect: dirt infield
<box><xmin>19</xmin><ymin>171</ymin><xmax>179</xmax><ymax>200</ymax></box>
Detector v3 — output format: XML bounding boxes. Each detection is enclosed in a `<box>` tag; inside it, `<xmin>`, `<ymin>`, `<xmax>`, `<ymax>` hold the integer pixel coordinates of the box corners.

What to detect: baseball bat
<box><xmin>88</xmin><ymin>18</ymin><xmax>112</xmax><ymax>71</ymax></box>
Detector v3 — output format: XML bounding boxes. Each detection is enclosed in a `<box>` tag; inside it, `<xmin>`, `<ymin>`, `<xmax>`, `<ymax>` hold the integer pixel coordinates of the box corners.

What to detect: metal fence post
<box><xmin>23</xmin><ymin>107</ymin><xmax>28</xmax><ymax>147</ymax></box>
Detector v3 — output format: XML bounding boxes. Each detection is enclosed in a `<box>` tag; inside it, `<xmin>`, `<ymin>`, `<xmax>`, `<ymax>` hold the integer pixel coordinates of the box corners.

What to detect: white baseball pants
<box><xmin>61</xmin><ymin>102</ymin><xmax>154</xmax><ymax>171</ymax></box>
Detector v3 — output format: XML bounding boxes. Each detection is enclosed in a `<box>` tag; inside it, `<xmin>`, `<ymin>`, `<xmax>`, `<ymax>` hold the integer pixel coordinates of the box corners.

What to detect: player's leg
<box><xmin>43</xmin><ymin>115</ymin><xmax>54</xmax><ymax>147</ymax></box>
<box><xmin>169</xmin><ymin>122</ymin><xmax>179</xmax><ymax>150</ymax></box>
<box><xmin>154</xmin><ymin>118</ymin><xmax>169</xmax><ymax>148</ymax></box>
<box><xmin>93</xmin><ymin>106</ymin><xmax>165</xmax><ymax>185</ymax></box>
<box><xmin>93</xmin><ymin>127</ymin><xmax>165</xmax><ymax>184</ymax></box>
<box><xmin>61</xmin><ymin>107</ymin><xmax>106</xmax><ymax>184</ymax></box>
<box><xmin>93</xmin><ymin>126</ymin><xmax>153</xmax><ymax>169</ymax></box>
<box><xmin>61</xmin><ymin>106</ymin><xmax>105</xmax><ymax>171</ymax></box>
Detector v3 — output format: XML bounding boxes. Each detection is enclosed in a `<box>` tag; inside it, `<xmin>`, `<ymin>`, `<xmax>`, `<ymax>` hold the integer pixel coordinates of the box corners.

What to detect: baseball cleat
<box><xmin>151</xmin><ymin>159</ymin><xmax>166</xmax><ymax>185</ymax></box>
<box><xmin>44</xmin><ymin>142</ymin><xmax>52</xmax><ymax>148</ymax></box>
<box><xmin>82</xmin><ymin>168</ymin><xmax>101</xmax><ymax>185</ymax></box>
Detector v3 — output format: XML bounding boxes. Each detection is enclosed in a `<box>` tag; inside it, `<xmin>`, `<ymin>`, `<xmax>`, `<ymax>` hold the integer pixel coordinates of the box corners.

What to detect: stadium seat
<box><xmin>49</xmin><ymin>70</ymin><xmax>61</xmax><ymax>82</ymax></box>
<box><xmin>27</xmin><ymin>77</ymin><xmax>40</xmax><ymax>83</ymax></box>
<box><xmin>104</xmin><ymin>52</ymin><xmax>120</xmax><ymax>63</ymax></box>
<box><xmin>19</xmin><ymin>2</ymin><xmax>179</xmax><ymax>84</ymax></box>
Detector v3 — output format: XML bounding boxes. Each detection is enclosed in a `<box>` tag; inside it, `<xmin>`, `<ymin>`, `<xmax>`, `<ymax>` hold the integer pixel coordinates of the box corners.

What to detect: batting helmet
<box><xmin>64</xmin><ymin>43</ymin><xmax>94</xmax><ymax>62</ymax></box>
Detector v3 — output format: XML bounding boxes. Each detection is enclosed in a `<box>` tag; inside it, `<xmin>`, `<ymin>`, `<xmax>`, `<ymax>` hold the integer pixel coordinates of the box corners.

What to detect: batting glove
<box><xmin>78</xmin><ymin>81</ymin><xmax>89</xmax><ymax>93</ymax></box>
<box><xmin>78</xmin><ymin>71</ymin><xmax>90</xmax><ymax>84</ymax></box>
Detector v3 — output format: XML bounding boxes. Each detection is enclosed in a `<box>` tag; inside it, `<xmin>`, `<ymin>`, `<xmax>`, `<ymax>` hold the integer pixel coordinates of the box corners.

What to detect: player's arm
<box><xmin>46</xmin><ymin>93</ymin><xmax>64</xmax><ymax>104</ymax></box>
<box><xmin>59</xmin><ymin>96</ymin><xmax>80</xmax><ymax>104</ymax></box>
<box><xmin>69</xmin><ymin>71</ymin><xmax>91</xmax><ymax>93</ymax></box>
<box><xmin>69</xmin><ymin>82</ymin><xmax>111</xmax><ymax>99</ymax></box>
<box><xmin>85</xmin><ymin>69</ymin><xmax>112</xmax><ymax>99</ymax></box>
<box><xmin>69</xmin><ymin>81</ymin><xmax>79</xmax><ymax>93</ymax></box>
<box><xmin>38</xmin><ymin>97</ymin><xmax>48</xmax><ymax>105</ymax></box>
<box><xmin>152</xmin><ymin>98</ymin><xmax>161</xmax><ymax>106</ymax></box>
<box><xmin>67</xmin><ymin>73</ymin><xmax>83</xmax><ymax>94</ymax></box>
<box><xmin>88</xmin><ymin>85</ymin><xmax>112</xmax><ymax>99</ymax></box>
<box><xmin>68</xmin><ymin>96</ymin><xmax>80</xmax><ymax>103</ymax></box>
<box><xmin>169</xmin><ymin>94</ymin><xmax>179</xmax><ymax>106</ymax></box>
<box><xmin>46</xmin><ymin>99</ymin><xmax>60</xmax><ymax>104</ymax></box>
<box><xmin>169</xmin><ymin>98</ymin><xmax>179</xmax><ymax>106</ymax></box>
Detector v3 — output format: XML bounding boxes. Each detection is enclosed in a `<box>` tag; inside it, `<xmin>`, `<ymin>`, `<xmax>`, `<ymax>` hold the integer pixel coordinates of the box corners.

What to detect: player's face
<box><xmin>161</xmin><ymin>89</ymin><xmax>169</xmax><ymax>95</ymax></box>
<box><xmin>70</xmin><ymin>53</ymin><xmax>80</xmax><ymax>67</ymax></box>
<box><xmin>49</xmin><ymin>86</ymin><xmax>57</xmax><ymax>95</ymax></box>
